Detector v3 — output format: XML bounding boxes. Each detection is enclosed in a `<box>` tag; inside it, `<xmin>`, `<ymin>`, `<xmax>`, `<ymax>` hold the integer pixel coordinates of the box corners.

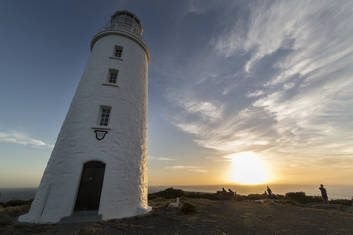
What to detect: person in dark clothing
<box><xmin>222</xmin><ymin>187</ymin><xmax>226</xmax><ymax>192</ymax></box>
<box><xmin>319</xmin><ymin>184</ymin><xmax>328</xmax><ymax>202</ymax></box>
<box><xmin>267</xmin><ymin>186</ymin><xmax>273</xmax><ymax>197</ymax></box>
<box><xmin>228</xmin><ymin>188</ymin><xmax>233</xmax><ymax>193</ymax></box>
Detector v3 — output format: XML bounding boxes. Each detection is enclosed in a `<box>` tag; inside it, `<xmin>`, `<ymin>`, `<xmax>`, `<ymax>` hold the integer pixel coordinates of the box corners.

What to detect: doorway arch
<box><xmin>74</xmin><ymin>161</ymin><xmax>105</xmax><ymax>211</ymax></box>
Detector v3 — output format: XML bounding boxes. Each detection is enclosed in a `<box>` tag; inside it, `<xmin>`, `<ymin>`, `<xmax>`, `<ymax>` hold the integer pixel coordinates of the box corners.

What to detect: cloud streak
<box><xmin>165</xmin><ymin>0</ymin><xmax>353</xmax><ymax>161</ymax></box>
<box><xmin>149</xmin><ymin>156</ymin><xmax>175</xmax><ymax>161</ymax></box>
<box><xmin>167</xmin><ymin>165</ymin><xmax>208</xmax><ymax>173</ymax></box>
<box><xmin>0</xmin><ymin>131</ymin><xmax>53</xmax><ymax>149</ymax></box>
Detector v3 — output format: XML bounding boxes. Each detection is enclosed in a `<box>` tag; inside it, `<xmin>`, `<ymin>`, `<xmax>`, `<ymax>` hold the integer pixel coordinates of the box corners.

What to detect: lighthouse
<box><xmin>19</xmin><ymin>10</ymin><xmax>150</xmax><ymax>223</ymax></box>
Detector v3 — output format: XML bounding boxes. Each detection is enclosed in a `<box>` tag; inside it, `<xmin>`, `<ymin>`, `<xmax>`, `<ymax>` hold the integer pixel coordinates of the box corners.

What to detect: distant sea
<box><xmin>1</xmin><ymin>184</ymin><xmax>353</xmax><ymax>202</ymax></box>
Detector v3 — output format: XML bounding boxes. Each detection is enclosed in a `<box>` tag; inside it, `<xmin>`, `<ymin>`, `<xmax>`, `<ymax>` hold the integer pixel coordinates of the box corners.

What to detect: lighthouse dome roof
<box><xmin>110</xmin><ymin>10</ymin><xmax>143</xmax><ymax>34</ymax></box>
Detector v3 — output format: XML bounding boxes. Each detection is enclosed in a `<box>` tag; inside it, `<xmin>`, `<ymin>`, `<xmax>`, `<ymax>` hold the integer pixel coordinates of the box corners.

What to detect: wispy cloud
<box><xmin>247</xmin><ymin>90</ymin><xmax>264</xmax><ymax>98</ymax></box>
<box><xmin>165</xmin><ymin>0</ymin><xmax>353</xmax><ymax>160</ymax></box>
<box><xmin>167</xmin><ymin>165</ymin><xmax>208</xmax><ymax>173</ymax></box>
<box><xmin>0</xmin><ymin>131</ymin><xmax>53</xmax><ymax>149</ymax></box>
<box><xmin>176</xmin><ymin>99</ymin><xmax>224</xmax><ymax>123</ymax></box>
<box><xmin>149</xmin><ymin>156</ymin><xmax>175</xmax><ymax>161</ymax></box>
<box><xmin>183</xmin><ymin>100</ymin><xmax>223</xmax><ymax>122</ymax></box>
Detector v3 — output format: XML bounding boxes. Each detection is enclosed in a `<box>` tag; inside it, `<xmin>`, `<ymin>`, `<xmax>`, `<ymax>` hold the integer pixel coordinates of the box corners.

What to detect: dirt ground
<box><xmin>1</xmin><ymin>198</ymin><xmax>353</xmax><ymax>235</ymax></box>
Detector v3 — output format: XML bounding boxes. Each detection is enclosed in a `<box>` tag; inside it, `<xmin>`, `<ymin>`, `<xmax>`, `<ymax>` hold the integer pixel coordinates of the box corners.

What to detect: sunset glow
<box><xmin>2</xmin><ymin>1</ymin><xmax>353</xmax><ymax>189</ymax></box>
<box><xmin>227</xmin><ymin>152</ymin><xmax>271</xmax><ymax>185</ymax></box>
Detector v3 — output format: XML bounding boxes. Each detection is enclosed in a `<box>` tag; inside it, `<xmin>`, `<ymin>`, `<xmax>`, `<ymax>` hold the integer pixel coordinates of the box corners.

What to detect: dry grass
<box><xmin>1</xmin><ymin>192</ymin><xmax>353</xmax><ymax>234</ymax></box>
<box><xmin>0</xmin><ymin>204</ymin><xmax>30</xmax><ymax>217</ymax></box>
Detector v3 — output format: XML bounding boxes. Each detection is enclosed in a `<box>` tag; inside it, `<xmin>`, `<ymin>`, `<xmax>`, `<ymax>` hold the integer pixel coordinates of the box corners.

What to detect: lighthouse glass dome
<box><xmin>108</xmin><ymin>11</ymin><xmax>143</xmax><ymax>37</ymax></box>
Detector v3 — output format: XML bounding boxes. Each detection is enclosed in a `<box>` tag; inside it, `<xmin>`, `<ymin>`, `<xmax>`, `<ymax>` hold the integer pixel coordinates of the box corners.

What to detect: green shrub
<box><xmin>246</xmin><ymin>194</ymin><xmax>268</xmax><ymax>200</ymax></box>
<box><xmin>149</xmin><ymin>188</ymin><xmax>235</xmax><ymax>201</ymax></box>
<box><xmin>184</xmin><ymin>192</ymin><xmax>220</xmax><ymax>200</ymax></box>
<box><xmin>0</xmin><ymin>213</ymin><xmax>13</xmax><ymax>225</ymax></box>
<box><xmin>285</xmin><ymin>192</ymin><xmax>307</xmax><ymax>203</ymax></box>
<box><xmin>235</xmin><ymin>194</ymin><xmax>284</xmax><ymax>201</ymax></box>
<box><xmin>273</xmin><ymin>194</ymin><xmax>285</xmax><ymax>200</ymax></box>
<box><xmin>305</xmin><ymin>196</ymin><xmax>326</xmax><ymax>203</ymax></box>
<box><xmin>4</xmin><ymin>200</ymin><xmax>32</xmax><ymax>208</ymax></box>
<box><xmin>285</xmin><ymin>192</ymin><xmax>322</xmax><ymax>204</ymax></box>
<box><xmin>330</xmin><ymin>199</ymin><xmax>352</xmax><ymax>206</ymax></box>
<box><xmin>3</xmin><ymin>205</ymin><xmax>30</xmax><ymax>217</ymax></box>
<box><xmin>149</xmin><ymin>188</ymin><xmax>184</xmax><ymax>199</ymax></box>
<box><xmin>181</xmin><ymin>202</ymin><xmax>197</xmax><ymax>214</ymax></box>
<box><xmin>278</xmin><ymin>199</ymin><xmax>301</xmax><ymax>206</ymax></box>
<box><xmin>77</xmin><ymin>225</ymin><xmax>102</xmax><ymax>235</ymax></box>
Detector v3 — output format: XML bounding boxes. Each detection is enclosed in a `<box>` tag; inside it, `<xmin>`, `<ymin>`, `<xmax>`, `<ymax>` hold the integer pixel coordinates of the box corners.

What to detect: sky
<box><xmin>1</xmin><ymin>0</ymin><xmax>353</xmax><ymax>188</ymax></box>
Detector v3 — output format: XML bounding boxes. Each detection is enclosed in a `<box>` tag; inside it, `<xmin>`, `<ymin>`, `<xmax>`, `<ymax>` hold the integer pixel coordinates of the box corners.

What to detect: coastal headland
<box><xmin>1</xmin><ymin>188</ymin><xmax>353</xmax><ymax>234</ymax></box>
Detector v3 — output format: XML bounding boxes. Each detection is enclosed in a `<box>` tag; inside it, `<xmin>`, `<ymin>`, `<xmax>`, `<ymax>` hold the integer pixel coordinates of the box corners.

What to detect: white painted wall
<box><xmin>19</xmin><ymin>22</ymin><xmax>150</xmax><ymax>223</ymax></box>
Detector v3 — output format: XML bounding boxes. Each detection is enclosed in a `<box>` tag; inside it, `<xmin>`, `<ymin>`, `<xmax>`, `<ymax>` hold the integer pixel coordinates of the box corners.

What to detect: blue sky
<box><xmin>1</xmin><ymin>0</ymin><xmax>353</xmax><ymax>187</ymax></box>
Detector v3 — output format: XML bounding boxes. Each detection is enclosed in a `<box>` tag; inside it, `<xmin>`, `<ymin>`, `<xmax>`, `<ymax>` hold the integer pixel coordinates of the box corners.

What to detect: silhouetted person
<box><xmin>228</xmin><ymin>188</ymin><xmax>233</xmax><ymax>193</ymax></box>
<box><xmin>222</xmin><ymin>187</ymin><xmax>226</xmax><ymax>192</ymax></box>
<box><xmin>319</xmin><ymin>184</ymin><xmax>328</xmax><ymax>202</ymax></box>
<box><xmin>267</xmin><ymin>186</ymin><xmax>273</xmax><ymax>197</ymax></box>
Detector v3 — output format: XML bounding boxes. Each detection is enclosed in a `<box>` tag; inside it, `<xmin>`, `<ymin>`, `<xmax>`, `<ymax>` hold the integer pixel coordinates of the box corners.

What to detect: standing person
<box><xmin>267</xmin><ymin>186</ymin><xmax>273</xmax><ymax>197</ymax></box>
<box><xmin>319</xmin><ymin>184</ymin><xmax>328</xmax><ymax>202</ymax></box>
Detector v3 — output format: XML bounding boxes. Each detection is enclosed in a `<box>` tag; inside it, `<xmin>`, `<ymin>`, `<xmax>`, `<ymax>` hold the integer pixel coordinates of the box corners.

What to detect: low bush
<box><xmin>273</xmin><ymin>194</ymin><xmax>285</xmax><ymax>200</ymax></box>
<box><xmin>77</xmin><ymin>224</ymin><xmax>102</xmax><ymax>235</ymax></box>
<box><xmin>236</xmin><ymin>194</ymin><xmax>285</xmax><ymax>201</ymax></box>
<box><xmin>181</xmin><ymin>202</ymin><xmax>197</xmax><ymax>214</ymax></box>
<box><xmin>285</xmin><ymin>192</ymin><xmax>306</xmax><ymax>203</ymax></box>
<box><xmin>285</xmin><ymin>192</ymin><xmax>322</xmax><ymax>204</ymax></box>
<box><xmin>277</xmin><ymin>199</ymin><xmax>301</xmax><ymax>206</ymax></box>
<box><xmin>330</xmin><ymin>199</ymin><xmax>352</xmax><ymax>206</ymax></box>
<box><xmin>149</xmin><ymin>188</ymin><xmax>184</xmax><ymax>200</ymax></box>
<box><xmin>305</xmin><ymin>196</ymin><xmax>323</xmax><ymax>203</ymax></box>
<box><xmin>2</xmin><ymin>205</ymin><xmax>30</xmax><ymax>217</ymax></box>
<box><xmin>246</xmin><ymin>194</ymin><xmax>268</xmax><ymax>200</ymax></box>
<box><xmin>3</xmin><ymin>200</ymin><xmax>32</xmax><ymax>208</ymax></box>
<box><xmin>149</xmin><ymin>188</ymin><xmax>221</xmax><ymax>200</ymax></box>
<box><xmin>0</xmin><ymin>213</ymin><xmax>13</xmax><ymax>225</ymax></box>
<box><xmin>184</xmin><ymin>192</ymin><xmax>219</xmax><ymax>200</ymax></box>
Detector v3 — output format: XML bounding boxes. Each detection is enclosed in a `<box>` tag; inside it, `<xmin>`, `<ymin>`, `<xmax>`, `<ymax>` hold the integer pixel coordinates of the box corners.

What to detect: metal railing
<box><xmin>99</xmin><ymin>22</ymin><xmax>143</xmax><ymax>41</ymax></box>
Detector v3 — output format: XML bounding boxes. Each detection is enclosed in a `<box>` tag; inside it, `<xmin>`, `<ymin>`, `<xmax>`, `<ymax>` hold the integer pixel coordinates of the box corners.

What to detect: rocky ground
<box><xmin>1</xmin><ymin>194</ymin><xmax>353</xmax><ymax>234</ymax></box>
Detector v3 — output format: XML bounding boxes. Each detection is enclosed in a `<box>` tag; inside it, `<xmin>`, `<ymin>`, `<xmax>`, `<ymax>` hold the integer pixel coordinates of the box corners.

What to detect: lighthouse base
<box><xmin>60</xmin><ymin>211</ymin><xmax>103</xmax><ymax>223</ymax></box>
<box><xmin>18</xmin><ymin>206</ymin><xmax>152</xmax><ymax>224</ymax></box>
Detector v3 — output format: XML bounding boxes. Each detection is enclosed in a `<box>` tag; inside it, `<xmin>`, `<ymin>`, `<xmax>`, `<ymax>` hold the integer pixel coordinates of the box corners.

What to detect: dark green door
<box><xmin>74</xmin><ymin>161</ymin><xmax>105</xmax><ymax>211</ymax></box>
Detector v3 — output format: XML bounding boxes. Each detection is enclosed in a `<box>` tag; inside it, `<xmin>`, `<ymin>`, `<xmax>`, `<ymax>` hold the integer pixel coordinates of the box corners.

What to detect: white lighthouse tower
<box><xmin>19</xmin><ymin>10</ymin><xmax>150</xmax><ymax>223</ymax></box>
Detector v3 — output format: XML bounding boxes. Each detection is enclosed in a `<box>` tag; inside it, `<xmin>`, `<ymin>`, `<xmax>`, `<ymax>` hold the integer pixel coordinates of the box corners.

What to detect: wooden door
<box><xmin>74</xmin><ymin>161</ymin><xmax>105</xmax><ymax>211</ymax></box>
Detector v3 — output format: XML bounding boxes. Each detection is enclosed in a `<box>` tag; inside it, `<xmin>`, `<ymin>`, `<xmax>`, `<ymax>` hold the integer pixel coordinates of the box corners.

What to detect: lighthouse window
<box><xmin>124</xmin><ymin>15</ymin><xmax>133</xmax><ymax>25</ymax></box>
<box><xmin>108</xmin><ymin>69</ymin><xmax>119</xmax><ymax>84</ymax></box>
<box><xmin>99</xmin><ymin>106</ymin><xmax>111</xmax><ymax>126</ymax></box>
<box><xmin>114</xmin><ymin>45</ymin><xmax>123</xmax><ymax>58</ymax></box>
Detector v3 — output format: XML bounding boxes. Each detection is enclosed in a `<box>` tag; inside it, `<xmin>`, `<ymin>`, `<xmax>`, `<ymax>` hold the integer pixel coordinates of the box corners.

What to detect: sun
<box><xmin>226</xmin><ymin>152</ymin><xmax>270</xmax><ymax>185</ymax></box>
